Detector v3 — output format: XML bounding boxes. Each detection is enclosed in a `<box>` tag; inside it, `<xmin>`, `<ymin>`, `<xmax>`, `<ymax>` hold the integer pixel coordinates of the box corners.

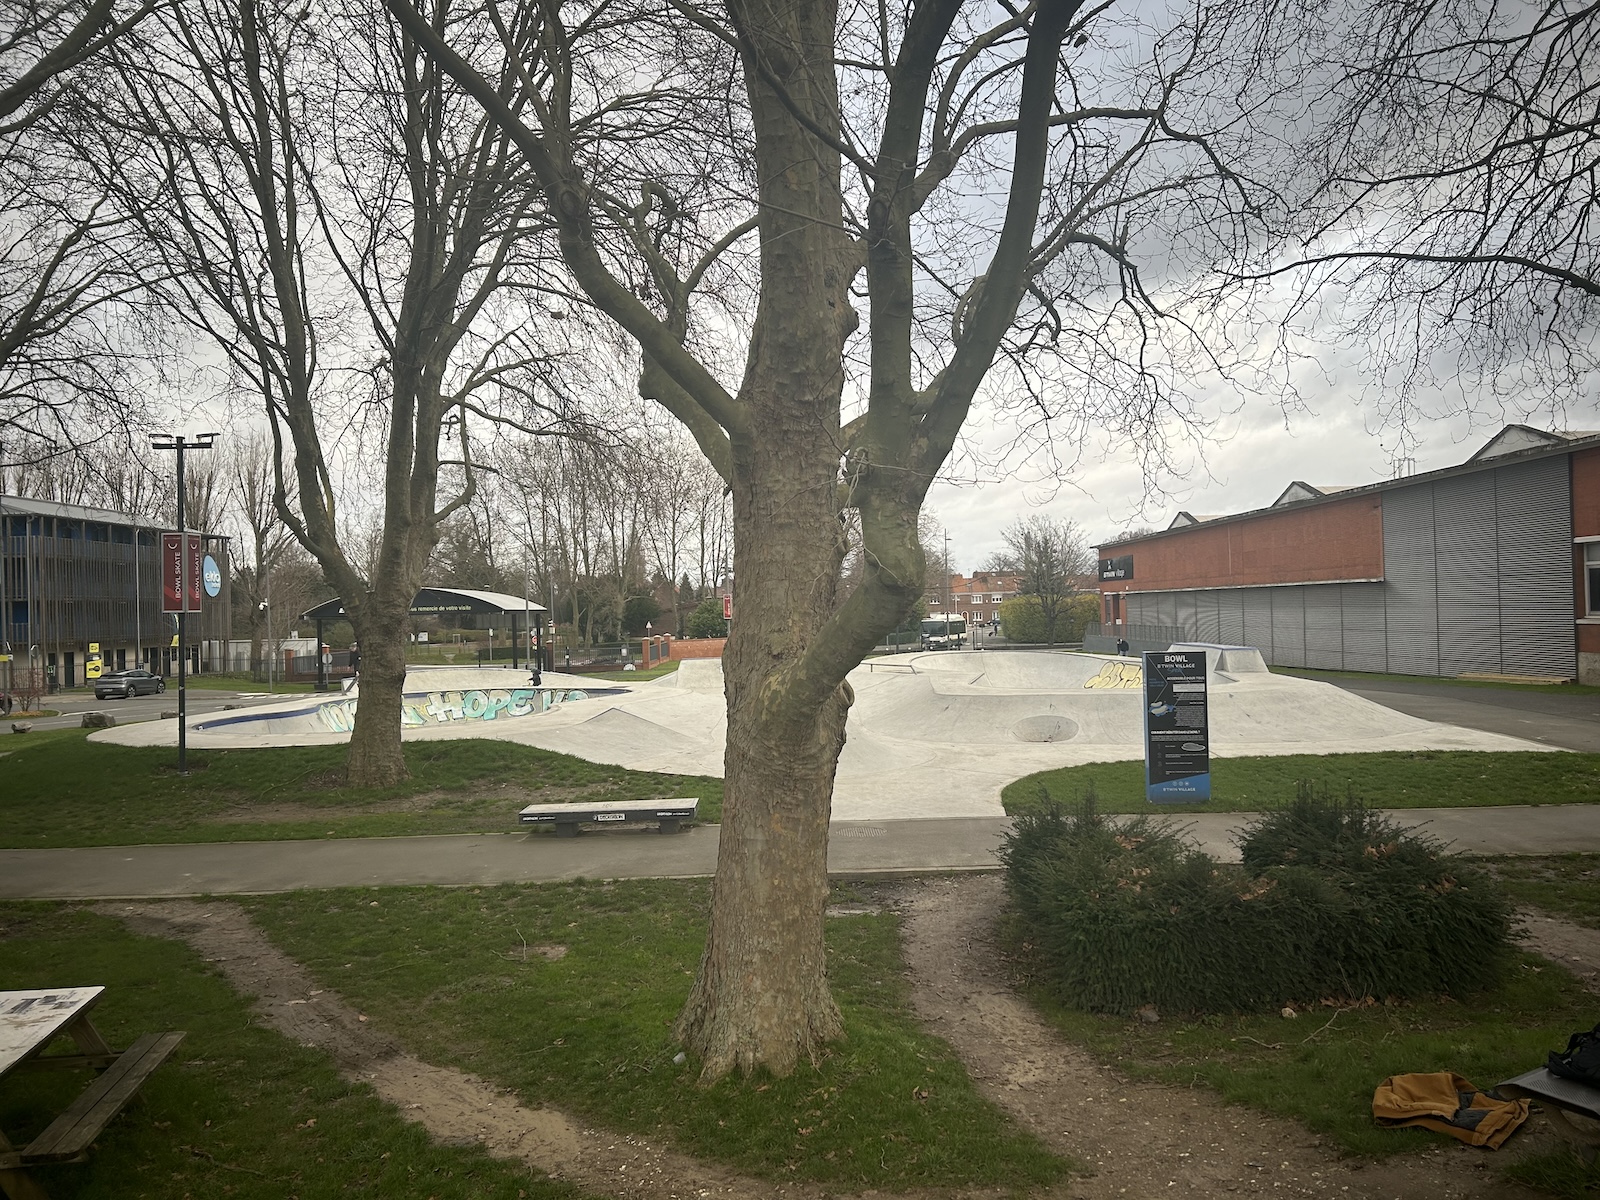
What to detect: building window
<box><xmin>1587</xmin><ymin>543</ymin><xmax>1600</xmax><ymax>616</ymax></box>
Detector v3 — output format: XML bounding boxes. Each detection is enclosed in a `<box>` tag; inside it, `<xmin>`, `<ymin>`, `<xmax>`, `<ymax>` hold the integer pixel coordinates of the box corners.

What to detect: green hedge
<box><xmin>1002</xmin><ymin>786</ymin><xmax>1514</xmax><ymax>1014</ymax></box>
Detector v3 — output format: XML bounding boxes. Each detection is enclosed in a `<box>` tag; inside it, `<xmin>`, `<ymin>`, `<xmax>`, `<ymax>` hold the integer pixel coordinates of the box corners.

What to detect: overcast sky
<box><xmin>927</xmin><ymin>382</ymin><xmax>1600</xmax><ymax>571</ymax></box>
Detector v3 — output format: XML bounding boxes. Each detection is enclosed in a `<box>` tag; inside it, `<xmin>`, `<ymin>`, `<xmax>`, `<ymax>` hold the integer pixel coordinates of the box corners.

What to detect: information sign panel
<box><xmin>161</xmin><ymin>534</ymin><xmax>203</xmax><ymax>613</ymax></box>
<box><xmin>1098</xmin><ymin>554</ymin><xmax>1134</xmax><ymax>582</ymax></box>
<box><xmin>1142</xmin><ymin>650</ymin><xmax>1211</xmax><ymax>803</ymax></box>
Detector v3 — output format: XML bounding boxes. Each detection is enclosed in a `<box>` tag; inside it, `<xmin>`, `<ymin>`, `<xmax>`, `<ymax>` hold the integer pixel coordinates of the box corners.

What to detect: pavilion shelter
<box><xmin>300</xmin><ymin>587</ymin><xmax>550</xmax><ymax>691</ymax></box>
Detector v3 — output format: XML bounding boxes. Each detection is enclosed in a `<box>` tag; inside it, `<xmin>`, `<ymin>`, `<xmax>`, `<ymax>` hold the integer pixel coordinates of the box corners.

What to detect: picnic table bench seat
<box><xmin>1498</xmin><ymin>1066</ymin><xmax>1600</xmax><ymax>1163</ymax></box>
<box><xmin>519</xmin><ymin>796</ymin><xmax>698</xmax><ymax>836</ymax></box>
<box><xmin>2</xmin><ymin>1032</ymin><xmax>185</xmax><ymax>1170</ymax></box>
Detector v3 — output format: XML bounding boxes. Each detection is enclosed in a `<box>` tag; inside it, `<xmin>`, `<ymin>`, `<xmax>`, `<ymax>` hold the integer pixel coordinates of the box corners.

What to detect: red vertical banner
<box><xmin>161</xmin><ymin>534</ymin><xmax>183</xmax><ymax>613</ymax></box>
<box><xmin>186</xmin><ymin>534</ymin><xmax>203</xmax><ymax>612</ymax></box>
<box><xmin>162</xmin><ymin>533</ymin><xmax>204</xmax><ymax>613</ymax></box>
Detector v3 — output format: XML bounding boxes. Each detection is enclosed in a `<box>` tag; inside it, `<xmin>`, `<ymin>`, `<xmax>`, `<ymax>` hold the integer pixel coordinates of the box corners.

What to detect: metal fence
<box><xmin>1081</xmin><ymin>622</ymin><xmax>1186</xmax><ymax>656</ymax></box>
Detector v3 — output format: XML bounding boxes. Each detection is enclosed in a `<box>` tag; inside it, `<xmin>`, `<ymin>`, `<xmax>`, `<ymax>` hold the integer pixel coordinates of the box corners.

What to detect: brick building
<box><xmin>926</xmin><ymin>570</ymin><xmax>1024</xmax><ymax>626</ymax></box>
<box><xmin>1096</xmin><ymin>425</ymin><xmax>1600</xmax><ymax>684</ymax></box>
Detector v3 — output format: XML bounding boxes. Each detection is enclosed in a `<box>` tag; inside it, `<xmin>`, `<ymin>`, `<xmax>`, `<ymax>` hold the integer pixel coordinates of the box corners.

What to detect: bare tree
<box><xmin>387</xmin><ymin>0</ymin><xmax>1326</xmax><ymax>1078</ymax></box>
<box><xmin>997</xmin><ymin>514</ymin><xmax>1090</xmax><ymax>646</ymax></box>
<box><xmin>1279</xmin><ymin>0</ymin><xmax>1600</xmax><ymax>439</ymax></box>
<box><xmin>225</xmin><ymin>431</ymin><xmax>298</xmax><ymax>676</ymax></box>
<box><xmin>0</xmin><ymin>0</ymin><xmax>162</xmax><ymax>464</ymax></box>
<box><xmin>100</xmin><ymin>0</ymin><xmax>581</xmax><ymax>783</ymax></box>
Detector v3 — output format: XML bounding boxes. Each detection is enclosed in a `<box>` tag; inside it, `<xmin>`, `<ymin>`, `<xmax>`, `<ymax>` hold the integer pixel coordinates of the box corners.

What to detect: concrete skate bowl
<box><xmin>847</xmin><ymin>656</ymin><xmax>1140</xmax><ymax>748</ymax></box>
<box><xmin>190</xmin><ymin>670</ymin><xmax>625</xmax><ymax>738</ymax></box>
<box><xmin>670</xmin><ymin>657</ymin><xmax>727</xmax><ymax>693</ymax></box>
<box><xmin>1010</xmin><ymin>715</ymin><xmax>1081</xmax><ymax>743</ymax></box>
<box><xmin>900</xmin><ymin>650</ymin><xmax>1118</xmax><ymax>691</ymax></box>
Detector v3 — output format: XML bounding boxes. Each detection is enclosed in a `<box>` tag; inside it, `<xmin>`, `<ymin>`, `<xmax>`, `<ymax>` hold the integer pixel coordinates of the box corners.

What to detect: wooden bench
<box><xmin>15</xmin><ymin>1032</ymin><xmax>186</xmax><ymax>1170</ymax></box>
<box><xmin>1</xmin><ymin>989</ymin><xmax>184</xmax><ymax>1200</ymax></box>
<box><xmin>1498</xmin><ymin>1067</ymin><xmax>1600</xmax><ymax>1163</ymax></box>
<box><xmin>519</xmin><ymin>796</ymin><xmax>699</xmax><ymax>836</ymax></box>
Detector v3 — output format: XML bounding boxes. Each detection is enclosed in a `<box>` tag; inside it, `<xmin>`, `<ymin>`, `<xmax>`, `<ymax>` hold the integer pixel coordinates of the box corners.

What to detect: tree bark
<box><xmin>345</xmin><ymin>602</ymin><xmax>410</xmax><ymax>786</ymax></box>
<box><xmin>673</xmin><ymin>0</ymin><xmax>857</xmax><ymax>1077</ymax></box>
<box><xmin>674</xmin><ymin>422</ymin><xmax>854</xmax><ymax>1077</ymax></box>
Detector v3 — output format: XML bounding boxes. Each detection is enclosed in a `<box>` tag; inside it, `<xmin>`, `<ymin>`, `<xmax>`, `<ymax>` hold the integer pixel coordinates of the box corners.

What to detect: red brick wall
<box><xmin>670</xmin><ymin>637</ymin><xmax>726</xmax><ymax>660</ymax></box>
<box><xmin>1577</xmin><ymin>449</ymin><xmax>1600</xmax><ymax>659</ymax></box>
<box><xmin>1101</xmin><ymin>494</ymin><xmax>1385</xmax><ymax>594</ymax></box>
<box><xmin>1575</xmin><ymin>447</ymin><xmax>1600</xmax><ymax>538</ymax></box>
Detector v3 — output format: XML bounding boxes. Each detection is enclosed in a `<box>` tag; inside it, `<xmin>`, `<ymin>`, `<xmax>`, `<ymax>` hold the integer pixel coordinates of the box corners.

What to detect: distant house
<box><xmin>1095</xmin><ymin>425</ymin><xmax>1600</xmax><ymax>684</ymax></box>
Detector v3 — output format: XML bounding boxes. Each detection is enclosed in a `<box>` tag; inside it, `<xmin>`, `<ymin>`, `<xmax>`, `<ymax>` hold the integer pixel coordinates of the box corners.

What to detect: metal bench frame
<box><xmin>1498</xmin><ymin>1067</ymin><xmax>1600</xmax><ymax>1164</ymax></box>
<box><xmin>519</xmin><ymin>796</ymin><xmax>699</xmax><ymax>836</ymax></box>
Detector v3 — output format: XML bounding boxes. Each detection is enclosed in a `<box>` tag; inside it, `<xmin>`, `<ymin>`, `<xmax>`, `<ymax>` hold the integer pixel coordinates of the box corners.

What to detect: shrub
<box><xmin>685</xmin><ymin>597</ymin><xmax>726</xmax><ymax>638</ymax></box>
<box><xmin>1002</xmin><ymin>784</ymin><xmax>1514</xmax><ymax>1015</ymax></box>
<box><xmin>998</xmin><ymin>593</ymin><xmax>1100</xmax><ymax>643</ymax></box>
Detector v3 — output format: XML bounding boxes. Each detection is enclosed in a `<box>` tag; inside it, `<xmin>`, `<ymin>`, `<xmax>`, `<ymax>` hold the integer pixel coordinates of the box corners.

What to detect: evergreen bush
<box><xmin>1002</xmin><ymin>784</ymin><xmax>1514</xmax><ymax>1015</ymax></box>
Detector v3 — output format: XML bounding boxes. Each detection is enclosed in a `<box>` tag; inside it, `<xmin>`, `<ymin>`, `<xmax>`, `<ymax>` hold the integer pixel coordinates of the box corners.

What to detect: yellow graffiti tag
<box><xmin>1083</xmin><ymin>660</ymin><xmax>1143</xmax><ymax>689</ymax></box>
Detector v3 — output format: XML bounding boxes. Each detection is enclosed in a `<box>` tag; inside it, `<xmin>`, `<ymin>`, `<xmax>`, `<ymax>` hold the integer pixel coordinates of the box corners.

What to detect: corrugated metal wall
<box><xmin>1119</xmin><ymin>455</ymin><xmax>1576</xmax><ymax>678</ymax></box>
<box><xmin>1494</xmin><ymin>456</ymin><xmax>1575</xmax><ymax>677</ymax></box>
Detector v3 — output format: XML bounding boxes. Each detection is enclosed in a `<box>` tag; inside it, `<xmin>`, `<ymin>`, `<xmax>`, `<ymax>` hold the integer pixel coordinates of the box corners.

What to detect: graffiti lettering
<box><xmin>315</xmin><ymin>687</ymin><xmax>593</xmax><ymax>733</ymax></box>
<box><xmin>317</xmin><ymin>699</ymin><xmax>360</xmax><ymax>732</ymax></box>
<box><xmin>1083</xmin><ymin>661</ymin><xmax>1143</xmax><ymax>690</ymax></box>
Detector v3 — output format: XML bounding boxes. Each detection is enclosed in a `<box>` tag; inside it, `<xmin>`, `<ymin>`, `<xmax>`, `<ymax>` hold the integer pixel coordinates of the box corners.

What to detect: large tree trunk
<box><xmin>674</xmin><ymin>0</ymin><xmax>856</xmax><ymax>1077</ymax></box>
<box><xmin>345</xmin><ymin>602</ymin><xmax>410</xmax><ymax>786</ymax></box>
<box><xmin>675</xmin><ymin>420</ymin><xmax>853</xmax><ymax>1075</ymax></box>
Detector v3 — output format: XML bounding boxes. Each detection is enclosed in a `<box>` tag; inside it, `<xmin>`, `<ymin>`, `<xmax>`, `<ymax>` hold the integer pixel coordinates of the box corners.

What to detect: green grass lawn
<box><xmin>0</xmin><ymin>902</ymin><xmax>579</xmax><ymax>1199</ymax></box>
<box><xmin>1273</xmin><ymin>666</ymin><xmax>1600</xmax><ymax>696</ymax></box>
<box><xmin>1002</xmin><ymin>751</ymin><xmax>1600</xmax><ymax>815</ymax></box>
<box><xmin>243</xmin><ymin>879</ymin><xmax>1067</xmax><ymax>1191</ymax></box>
<box><xmin>0</xmin><ymin>729</ymin><xmax>722</xmax><ymax>847</ymax></box>
<box><xmin>586</xmin><ymin>662</ymin><xmax>681</xmax><ymax>681</ymax></box>
<box><xmin>1017</xmin><ymin>948</ymin><xmax>1593</xmax><ymax>1158</ymax></box>
<box><xmin>1482</xmin><ymin>854</ymin><xmax>1600</xmax><ymax>929</ymax></box>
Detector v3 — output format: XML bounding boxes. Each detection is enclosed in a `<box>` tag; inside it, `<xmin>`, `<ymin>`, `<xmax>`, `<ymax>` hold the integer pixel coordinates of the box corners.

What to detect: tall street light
<box><xmin>151</xmin><ymin>431</ymin><xmax>218</xmax><ymax>776</ymax></box>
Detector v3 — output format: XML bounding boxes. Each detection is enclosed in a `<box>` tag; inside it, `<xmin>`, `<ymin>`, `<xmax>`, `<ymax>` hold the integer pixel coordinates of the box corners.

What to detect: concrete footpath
<box><xmin>4</xmin><ymin>807</ymin><xmax>1599</xmax><ymax>900</ymax></box>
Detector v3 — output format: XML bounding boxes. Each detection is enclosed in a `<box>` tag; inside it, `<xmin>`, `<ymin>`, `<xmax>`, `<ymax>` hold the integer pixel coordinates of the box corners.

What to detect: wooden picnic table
<box><xmin>0</xmin><ymin>988</ymin><xmax>184</xmax><ymax>1200</ymax></box>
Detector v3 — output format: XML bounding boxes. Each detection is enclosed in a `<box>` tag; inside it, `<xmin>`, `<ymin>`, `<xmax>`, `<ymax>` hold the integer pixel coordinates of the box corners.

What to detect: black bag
<box><xmin>1547</xmin><ymin>1023</ymin><xmax>1600</xmax><ymax>1087</ymax></box>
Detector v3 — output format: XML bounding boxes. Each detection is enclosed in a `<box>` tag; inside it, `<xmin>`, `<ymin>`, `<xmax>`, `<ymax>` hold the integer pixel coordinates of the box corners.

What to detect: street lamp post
<box><xmin>151</xmin><ymin>431</ymin><xmax>217</xmax><ymax>776</ymax></box>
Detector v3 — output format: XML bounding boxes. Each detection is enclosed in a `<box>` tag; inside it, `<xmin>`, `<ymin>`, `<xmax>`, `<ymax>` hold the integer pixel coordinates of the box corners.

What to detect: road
<box><xmin>1311</xmin><ymin>675</ymin><xmax>1600</xmax><ymax>752</ymax></box>
<box><xmin>17</xmin><ymin>686</ymin><xmax>297</xmax><ymax>732</ymax></box>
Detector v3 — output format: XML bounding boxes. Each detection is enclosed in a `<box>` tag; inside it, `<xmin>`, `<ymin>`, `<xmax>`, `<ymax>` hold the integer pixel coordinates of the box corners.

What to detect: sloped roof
<box><xmin>302</xmin><ymin>586</ymin><xmax>548</xmax><ymax>622</ymax></box>
<box><xmin>1167</xmin><ymin>511</ymin><xmax>1224</xmax><ymax>529</ymax></box>
<box><xmin>1097</xmin><ymin>423</ymin><xmax>1600</xmax><ymax>553</ymax></box>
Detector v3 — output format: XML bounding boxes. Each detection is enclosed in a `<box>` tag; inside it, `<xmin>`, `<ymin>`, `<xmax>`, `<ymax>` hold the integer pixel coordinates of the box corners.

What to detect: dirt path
<box><xmin>1518</xmin><ymin>908</ymin><xmax>1600</xmax><ymax>993</ymax></box>
<box><xmin>891</xmin><ymin>874</ymin><xmax>1551</xmax><ymax>1200</ymax></box>
<box><xmin>101</xmin><ymin>887</ymin><xmax>1586</xmax><ymax>1200</ymax></box>
<box><xmin>102</xmin><ymin>900</ymin><xmax>820</xmax><ymax>1200</ymax></box>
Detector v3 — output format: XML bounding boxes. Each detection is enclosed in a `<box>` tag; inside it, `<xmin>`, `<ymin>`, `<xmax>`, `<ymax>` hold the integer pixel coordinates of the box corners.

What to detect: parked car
<box><xmin>94</xmin><ymin>669</ymin><xmax>166</xmax><ymax>699</ymax></box>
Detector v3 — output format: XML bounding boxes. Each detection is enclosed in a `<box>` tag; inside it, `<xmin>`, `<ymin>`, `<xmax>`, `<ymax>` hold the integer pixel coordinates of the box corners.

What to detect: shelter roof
<box><xmin>301</xmin><ymin>586</ymin><xmax>548</xmax><ymax>622</ymax></box>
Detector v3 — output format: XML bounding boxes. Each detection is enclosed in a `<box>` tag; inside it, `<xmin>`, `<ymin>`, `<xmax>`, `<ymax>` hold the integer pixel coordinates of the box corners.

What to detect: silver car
<box><xmin>93</xmin><ymin>669</ymin><xmax>166</xmax><ymax>699</ymax></box>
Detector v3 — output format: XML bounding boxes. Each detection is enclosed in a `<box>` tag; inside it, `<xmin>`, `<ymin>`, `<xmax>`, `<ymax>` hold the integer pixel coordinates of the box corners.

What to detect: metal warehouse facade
<box><xmin>1</xmin><ymin>494</ymin><xmax>231</xmax><ymax>690</ymax></box>
<box><xmin>1096</xmin><ymin>426</ymin><xmax>1600</xmax><ymax>685</ymax></box>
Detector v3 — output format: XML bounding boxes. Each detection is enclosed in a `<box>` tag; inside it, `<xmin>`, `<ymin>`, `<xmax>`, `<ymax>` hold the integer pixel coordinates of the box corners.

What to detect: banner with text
<box><xmin>161</xmin><ymin>533</ymin><xmax>204</xmax><ymax>613</ymax></box>
<box><xmin>1142</xmin><ymin>650</ymin><xmax>1210</xmax><ymax>803</ymax></box>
